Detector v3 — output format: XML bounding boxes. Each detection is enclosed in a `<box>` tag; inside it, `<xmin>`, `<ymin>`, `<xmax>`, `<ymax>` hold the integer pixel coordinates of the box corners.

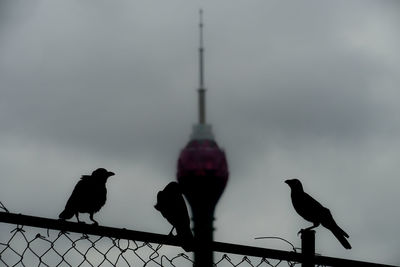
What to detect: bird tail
<box><xmin>59</xmin><ymin>209</ymin><xmax>74</xmax><ymax>220</ymax></box>
<box><xmin>330</xmin><ymin>225</ymin><xmax>351</xmax><ymax>249</ymax></box>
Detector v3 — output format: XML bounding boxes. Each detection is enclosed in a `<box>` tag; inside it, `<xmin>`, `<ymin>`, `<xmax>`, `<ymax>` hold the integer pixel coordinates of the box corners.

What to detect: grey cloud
<box><xmin>0</xmin><ymin>1</ymin><xmax>399</xmax><ymax>265</ymax></box>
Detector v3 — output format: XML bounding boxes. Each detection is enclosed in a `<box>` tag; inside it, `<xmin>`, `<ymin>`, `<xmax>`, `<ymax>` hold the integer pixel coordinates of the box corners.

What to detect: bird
<box><xmin>285</xmin><ymin>178</ymin><xmax>351</xmax><ymax>249</ymax></box>
<box><xmin>59</xmin><ymin>168</ymin><xmax>115</xmax><ymax>225</ymax></box>
<box><xmin>155</xmin><ymin>181</ymin><xmax>193</xmax><ymax>252</ymax></box>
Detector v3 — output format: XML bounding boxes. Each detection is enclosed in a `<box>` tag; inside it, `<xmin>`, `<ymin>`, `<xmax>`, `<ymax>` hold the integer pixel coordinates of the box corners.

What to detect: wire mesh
<box><xmin>0</xmin><ymin>224</ymin><xmax>305</xmax><ymax>267</ymax></box>
<box><xmin>0</xmin><ymin>223</ymin><xmax>194</xmax><ymax>267</ymax></box>
<box><xmin>1</xmin><ymin>202</ymin><xmax>395</xmax><ymax>267</ymax></box>
<box><xmin>0</xmin><ymin>223</ymin><xmax>303</xmax><ymax>267</ymax></box>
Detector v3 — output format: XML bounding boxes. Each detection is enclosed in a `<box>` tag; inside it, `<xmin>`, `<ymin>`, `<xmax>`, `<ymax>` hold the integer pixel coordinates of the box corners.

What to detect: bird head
<box><xmin>163</xmin><ymin>182</ymin><xmax>182</xmax><ymax>195</ymax></box>
<box><xmin>154</xmin><ymin>182</ymin><xmax>181</xmax><ymax>211</ymax></box>
<box><xmin>92</xmin><ymin>168</ymin><xmax>115</xmax><ymax>180</ymax></box>
<box><xmin>285</xmin><ymin>178</ymin><xmax>303</xmax><ymax>191</ymax></box>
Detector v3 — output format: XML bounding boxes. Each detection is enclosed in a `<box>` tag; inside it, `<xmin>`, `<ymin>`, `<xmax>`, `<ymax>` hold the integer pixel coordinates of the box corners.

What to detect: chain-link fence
<box><xmin>0</xmin><ymin>224</ymin><xmax>302</xmax><ymax>267</ymax></box>
<box><xmin>0</xmin><ymin>199</ymin><xmax>300</xmax><ymax>267</ymax></box>
<box><xmin>0</xmin><ymin>224</ymin><xmax>193</xmax><ymax>267</ymax></box>
<box><xmin>0</xmin><ymin>202</ymin><xmax>397</xmax><ymax>267</ymax></box>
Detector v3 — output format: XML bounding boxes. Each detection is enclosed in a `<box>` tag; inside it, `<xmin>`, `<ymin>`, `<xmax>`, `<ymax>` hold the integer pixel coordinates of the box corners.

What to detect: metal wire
<box><xmin>0</xmin><ymin>199</ymin><xmax>296</xmax><ymax>267</ymax></box>
<box><xmin>0</xmin><ymin>224</ymin><xmax>191</xmax><ymax>267</ymax></box>
<box><xmin>0</xmin><ymin>224</ymin><xmax>299</xmax><ymax>267</ymax></box>
<box><xmin>0</xmin><ymin>202</ymin><xmax>396</xmax><ymax>267</ymax></box>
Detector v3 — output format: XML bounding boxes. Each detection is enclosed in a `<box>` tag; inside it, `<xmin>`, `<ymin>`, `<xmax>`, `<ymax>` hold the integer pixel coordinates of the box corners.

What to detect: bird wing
<box><xmin>157</xmin><ymin>190</ymin><xmax>190</xmax><ymax>228</ymax></box>
<box><xmin>292</xmin><ymin>191</ymin><xmax>326</xmax><ymax>224</ymax></box>
<box><xmin>297</xmin><ymin>192</ymin><xmax>351</xmax><ymax>249</ymax></box>
<box><xmin>156</xmin><ymin>183</ymin><xmax>193</xmax><ymax>252</ymax></box>
<box><xmin>155</xmin><ymin>183</ymin><xmax>191</xmax><ymax>235</ymax></box>
<box><xmin>62</xmin><ymin>177</ymin><xmax>88</xmax><ymax>213</ymax></box>
<box><xmin>171</xmin><ymin>193</ymin><xmax>191</xmax><ymax>231</ymax></box>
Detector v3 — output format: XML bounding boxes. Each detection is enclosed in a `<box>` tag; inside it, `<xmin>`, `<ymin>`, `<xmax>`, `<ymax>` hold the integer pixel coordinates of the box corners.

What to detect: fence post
<box><xmin>301</xmin><ymin>230</ymin><xmax>315</xmax><ymax>267</ymax></box>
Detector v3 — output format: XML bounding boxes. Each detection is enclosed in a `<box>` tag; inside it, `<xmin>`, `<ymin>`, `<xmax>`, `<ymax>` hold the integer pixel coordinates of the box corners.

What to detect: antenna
<box><xmin>198</xmin><ymin>9</ymin><xmax>206</xmax><ymax>124</ymax></box>
<box><xmin>199</xmin><ymin>9</ymin><xmax>204</xmax><ymax>89</ymax></box>
<box><xmin>190</xmin><ymin>9</ymin><xmax>214</xmax><ymax>140</ymax></box>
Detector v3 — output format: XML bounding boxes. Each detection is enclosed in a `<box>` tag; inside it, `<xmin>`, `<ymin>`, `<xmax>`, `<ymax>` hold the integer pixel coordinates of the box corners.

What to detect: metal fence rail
<box><xmin>0</xmin><ymin>211</ymin><xmax>397</xmax><ymax>267</ymax></box>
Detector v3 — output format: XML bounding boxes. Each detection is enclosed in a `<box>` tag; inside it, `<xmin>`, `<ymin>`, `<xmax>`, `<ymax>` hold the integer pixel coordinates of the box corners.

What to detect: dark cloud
<box><xmin>0</xmin><ymin>1</ymin><xmax>399</xmax><ymax>265</ymax></box>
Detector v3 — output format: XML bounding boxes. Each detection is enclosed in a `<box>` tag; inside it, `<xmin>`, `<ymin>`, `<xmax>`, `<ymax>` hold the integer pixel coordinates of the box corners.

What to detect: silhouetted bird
<box><xmin>155</xmin><ymin>182</ymin><xmax>193</xmax><ymax>252</ymax></box>
<box><xmin>285</xmin><ymin>179</ymin><xmax>351</xmax><ymax>249</ymax></box>
<box><xmin>59</xmin><ymin>168</ymin><xmax>115</xmax><ymax>225</ymax></box>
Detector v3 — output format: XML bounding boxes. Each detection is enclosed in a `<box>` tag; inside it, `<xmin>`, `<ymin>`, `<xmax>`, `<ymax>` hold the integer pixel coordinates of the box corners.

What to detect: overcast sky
<box><xmin>0</xmin><ymin>0</ymin><xmax>399</xmax><ymax>265</ymax></box>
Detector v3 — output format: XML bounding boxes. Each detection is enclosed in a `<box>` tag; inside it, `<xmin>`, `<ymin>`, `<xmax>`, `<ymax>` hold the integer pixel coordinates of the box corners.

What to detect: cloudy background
<box><xmin>0</xmin><ymin>0</ymin><xmax>399</xmax><ymax>265</ymax></box>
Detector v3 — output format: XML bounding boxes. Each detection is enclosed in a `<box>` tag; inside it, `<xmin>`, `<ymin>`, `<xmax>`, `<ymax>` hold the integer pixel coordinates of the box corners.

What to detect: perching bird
<box><xmin>155</xmin><ymin>182</ymin><xmax>193</xmax><ymax>252</ymax></box>
<box><xmin>285</xmin><ymin>179</ymin><xmax>351</xmax><ymax>249</ymax></box>
<box><xmin>59</xmin><ymin>168</ymin><xmax>115</xmax><ymax>225</ymax></box>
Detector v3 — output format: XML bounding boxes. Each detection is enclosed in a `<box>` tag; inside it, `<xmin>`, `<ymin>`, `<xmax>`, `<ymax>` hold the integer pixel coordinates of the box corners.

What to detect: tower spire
<box><xmin>191</xmin><ymin>9</ymin><xmax>214</xmax><ymax>141</ymax></box>
<box><xmin>198</xmin><ymin>9</ymin><xmax>206</xmax><ymax>124</ymax></box>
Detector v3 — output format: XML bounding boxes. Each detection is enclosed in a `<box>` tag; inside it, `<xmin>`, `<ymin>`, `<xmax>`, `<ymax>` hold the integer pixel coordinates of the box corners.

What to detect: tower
<box><xmin>177</xmin><ymin>10</ymin><xmax>229</xmax><ymax>267</ymax></box>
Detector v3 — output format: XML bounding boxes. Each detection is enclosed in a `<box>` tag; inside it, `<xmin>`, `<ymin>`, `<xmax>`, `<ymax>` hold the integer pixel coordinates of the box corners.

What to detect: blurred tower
<box><xmin>177</xmin><ymin>10</ymin><xmax>229</xmax><ymax>267</ymax></box>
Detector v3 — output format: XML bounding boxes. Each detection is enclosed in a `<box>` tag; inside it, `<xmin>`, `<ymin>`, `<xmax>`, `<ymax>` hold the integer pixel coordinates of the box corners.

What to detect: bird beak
<box><xmin>108</xmin><ymin>172</ymin><xmax>115</xmax><ymax>177</ymax></box>
<box><xmin>284</xmin><ymin>180</ymin><xmax>289</xmax><ymax>184</ymax></box>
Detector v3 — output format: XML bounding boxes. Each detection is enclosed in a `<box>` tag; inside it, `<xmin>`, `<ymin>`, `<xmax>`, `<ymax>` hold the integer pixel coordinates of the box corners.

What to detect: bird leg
<box><xmin>298</xmin><ymin>223</ymin><xmax>320</xmax><ymax>236</ymax></box>
<box><xmin>89</xmin><ymin>213</ymin><xmax>99</xmax><ymax>226</ymax></box>
<box><xmin>75</xmin><ymin>213</ymin><xmax>83</xmax><ymax>224</ymax></box>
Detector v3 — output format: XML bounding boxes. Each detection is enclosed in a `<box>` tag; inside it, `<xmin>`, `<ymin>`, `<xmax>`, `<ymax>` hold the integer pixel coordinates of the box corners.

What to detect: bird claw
<box><xmin>92</xmin><ymin>222</ymin><xmax>99</xmax><ymax>226</ymax></box>
<box><xmin>297</xmin><ymin>229</ymin><xmax>304</xmax><ymax>236</ymax></box>
<box><xmin>297</xmin><ymin>228</ymin><xmax>310</xmax><ymax>236</ymax></box>
<box><xmin>298</xmin><ymin>228</ymin><xmax>315</xmax><ymax>236</ymax></box>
